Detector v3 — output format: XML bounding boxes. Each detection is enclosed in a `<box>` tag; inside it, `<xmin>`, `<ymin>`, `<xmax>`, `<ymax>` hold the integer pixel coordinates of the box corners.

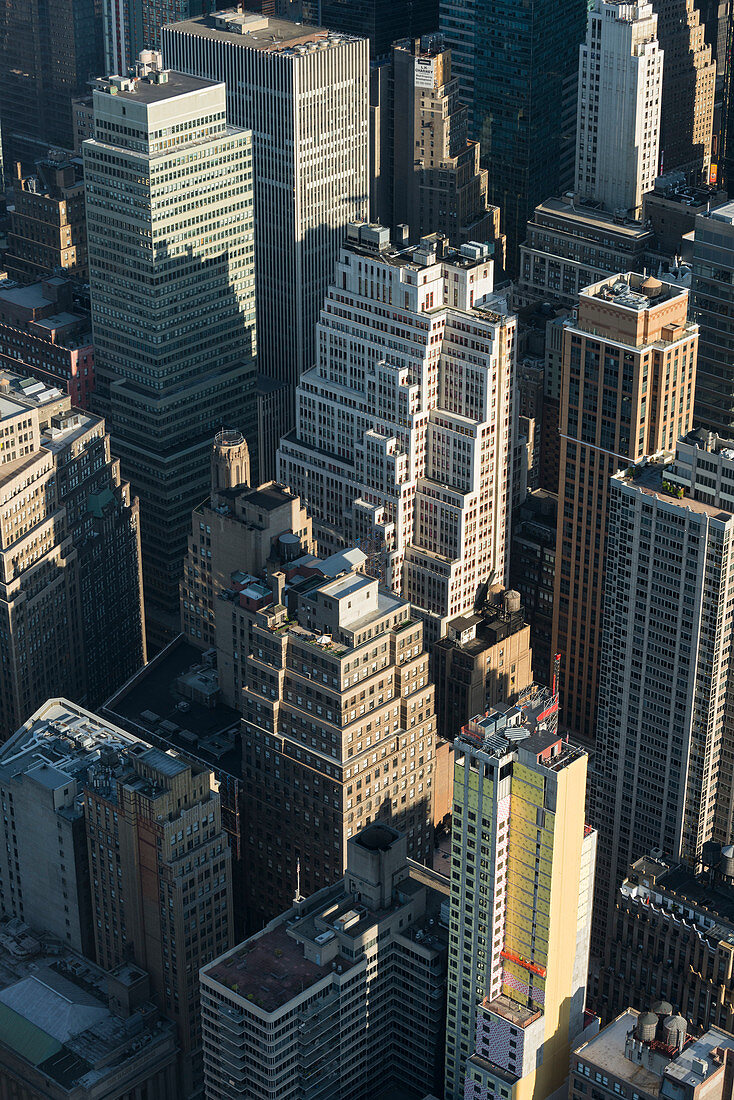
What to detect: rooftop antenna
<box><xmin>294</xmin><ymin>858</ymin><xmax>305</xmax><ymax>905</ymax></box>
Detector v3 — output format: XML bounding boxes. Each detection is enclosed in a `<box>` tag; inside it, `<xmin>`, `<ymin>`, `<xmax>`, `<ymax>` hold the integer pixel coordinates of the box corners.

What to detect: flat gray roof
<box><xmin>167</xmin><ymin>12</ymin><xmax>360</xmax><ymax>51</ymax></box>
<box><xmin>575</xmin><ymin>1011</ymin><xmax>661</xmax><ymax>1094</ymax></box>
<box><xmin>101</xmin><ymin>70</ymin><xmax>217</xmax><ymax>103</ymax></box>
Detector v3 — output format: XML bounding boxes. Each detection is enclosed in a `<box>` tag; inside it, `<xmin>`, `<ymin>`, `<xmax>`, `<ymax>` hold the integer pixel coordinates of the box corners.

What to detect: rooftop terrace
<box><xmin>614</xmin><ymin>459</ymin><xmax>732</xmax><ymax>521</ymax></box>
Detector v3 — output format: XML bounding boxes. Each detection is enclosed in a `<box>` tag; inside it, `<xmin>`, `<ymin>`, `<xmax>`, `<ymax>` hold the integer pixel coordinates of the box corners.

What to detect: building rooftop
<box><xmin>614</xmin><ymin>458</ymin><xmax>732</xmax><ymax>521</ymax></box>
<box><xmin>622</xmin><ymin>854</ymin><xmax>734</xmax><ymax>936</ymax></box>
<box><xmin>576</xmin><ymin>1009</ymin><xmax>734</xmax><ymax>1099</ymax></box>
<box><xmin>0</xmin><ymin>919</ymin><xmax>176</xmax><ymax>1093</ymax></box>
<box><xmin>587</xmin><ymin>272</ymin><xmax>685</xmax><ymax>310</ymax></box>
<box><xmin>484</xmin><ymin>993</ymin><xmax>542</xmax><ymax>1029</ymax></box>
<box><xmin>206</xmin><ymin>920</ymin><xmax>358</xmax><ymax>1013</ymax></box>
<box><xmin>102</xmin><ymin>637</ymin><xmax>242</xmax><ymax>779</ymax></box>
<box><xmin>344</xmin><ymin>222</ymin><xmax>495</xmax><ymax>272</ymax></box>
<box><xmin>709</xmin><ymin>199</ymin><xmax>734</xmax><ymax>225</ymax></box>
<box><xmin>95</xmin><ymin>69</ymin><xmax>217</xmax><ymax>104</ymax></box>
<box><xmin>167</xmin><ymin>11</ymin><xmax>360</xmax><ymax>51</ymax></box>
<box><xmin>205</xmin><ymin>857</ymin><xmax>448</xmax><ymax>1014</ymax></box>
<box><xmin>0</xmin><ymin>283</ymin><xmax>56</xmax><ymax>311</ymax></box>
<box><xmin>576</xmin><ymin>1011</ymin><xmax>664</xmax><ymax>1094</ymax></box>
<box><xmin>531</xmin><ymin>197</ymin><xmax>653</xmax><ymax>241</ymax></box>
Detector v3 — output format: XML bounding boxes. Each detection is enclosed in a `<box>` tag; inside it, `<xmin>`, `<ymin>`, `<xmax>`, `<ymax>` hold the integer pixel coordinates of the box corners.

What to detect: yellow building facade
<box><xmin>445</xmin><ymin>687</ymin><xmax>597</xmax><ymax>1100</ymax></box>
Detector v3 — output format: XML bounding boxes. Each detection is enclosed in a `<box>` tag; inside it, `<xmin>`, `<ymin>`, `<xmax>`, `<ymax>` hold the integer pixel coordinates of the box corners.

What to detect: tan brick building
<box><xmin>241</xmin><ymin>565</ymin><xmax>437</xmax><ymax>929</ymax></box>
<box><xmin>552</xmin><ymin>273</ymin><xmax>697</xmax><ymax>738</ymax></box>
<box><xmin>85</xmin><ymin>742</ymin><xmax>233</xmax><ymax>1097</ymax></box>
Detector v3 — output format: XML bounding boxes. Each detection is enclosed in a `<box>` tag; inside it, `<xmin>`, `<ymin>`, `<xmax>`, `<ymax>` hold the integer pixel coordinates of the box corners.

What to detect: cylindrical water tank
<box><xmin>652</xmin><ymin>1000</ymin><xmax>673</xmax><ymax>1019</ymax></box>
<box><xmin>636</xmin><ymin>1012</ymin><xmax>658</xmax><ymax>1042</ymax></box>
<box><xmin>664</xmin><ymin>1015</ymin><xmax>687</xmax><ymax>1049</ymax></box>
<box><xmin>721</xmin><ymin>845</ymin><xmax>734</xmax><ymax>879</ymax></box>
<box><xmin>279</xmin><ymin>532</ymin><xmax>301</xmax><ymax>563</ymax></box>
<box><xmin>503</xmin><ymin>590</ymin><xmax>522</xmax><ymax>615</ymax></box>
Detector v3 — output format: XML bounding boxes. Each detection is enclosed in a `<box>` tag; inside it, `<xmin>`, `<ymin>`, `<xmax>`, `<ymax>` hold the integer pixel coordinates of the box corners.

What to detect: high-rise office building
<box><xmin>0</xmin><ymin>0</ymin><xmax>103</xmax><ymax>159</ymax></box>
<box><xmin>102</xmin><ymin>0</ymin><xmax>202</xmax><ymax>75</ymax></box>
<box><xmin>0</xmin><ymin>0</ymin><xmax>103</xmax><ymax>160</ymax></box>
<box><xmin>0</xmin><ymin>370</ymin><xmax>145</xmax><ymax>742</ymax></box>
<box><xmin>575</xmin><ymin>0</ymin><xmax>663</xmax><ymax>217</ymax></box>
<box><xmin>376</xmin><ymin>37</ymin><xmax>505</xmax><ymax>264</ymax></box>
<box><xmin>180</xmin><ymin>436</ymin><xmax>314</xmax><ymax>677</ymax></box>
<box><xmin>692</xmin><ymin>201</ymin><xmax>734</xmax><ymax>435</ymax></box>
<box><xmin>200</xmin><ymin>823</ymin><xmax>448</xmax><ymax>1100</ymax></box>
<box><xmin>518</xmin><ymin>199</ymin><xmax>655</xmax><ymax>310</ymax></box>
<box><xmin>317</xmin><ymin>0</ymin><xmax>439</xmax><ymax>58</ymax></box>
<box><xmin>439</xmin><ymin>0</ymin><xmax>587</xmax><ymax>269</ymax></box>
<box><xmin>278</xmin><ymin>222</ymin><xmax>514</xmax><ymax>644</ymax></box>
<box><xmin>84</xmin><ymin>732</ymin><xmax>233</xmax><ymax>1096</ymax></box>
<box><xmin>510</xmin><ymin>490</ymin><xmax>558</xmax><ymax>683</ymax></box>
<box><xmin>163</xmin><ymin>12</ymin><xmax>369</xmax><ymax>463</ymax></box>
<box><xmin>84</xmin><ymin>63</ymin><xmax>257</xmax><ymax>640</ymax></box>
<box><xmin>552</xmin><ymin>273</ymin><xmax>697</xmax><ymax>739</ymax></box>
<box><xmin>445</xmin><ymin>691</ymin><xmax>597</xmax><ymax>1099</ymax></box>
<box><xmin>240</xmin><ymin>559</ymin><xmax>437</xmax><ymax>928</ymax></box>
<box><xmin>592</xmin><ymin>432</ymin><xmax>734</xmax><ymax>945</ymax></box>
<box><xmin>653</xmin><ymin>0</ymin><xmax>715</xmax><ymax>180</ymax></box>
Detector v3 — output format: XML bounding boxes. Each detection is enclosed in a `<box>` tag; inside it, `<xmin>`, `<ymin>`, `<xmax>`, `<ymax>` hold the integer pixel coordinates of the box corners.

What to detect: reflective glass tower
<box><xmin>440</xmin><ymin>0</ymin><xmax>587</xmax><ymax>270</ymax></box>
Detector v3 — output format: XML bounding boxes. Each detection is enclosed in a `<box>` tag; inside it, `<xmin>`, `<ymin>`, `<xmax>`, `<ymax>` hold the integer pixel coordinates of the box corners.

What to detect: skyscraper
<box><xmin>552</xmin><ymin>273</ymin><xmax>697</xmax><ymax>739</ymax></box>
<box><xmin>575</xmin><ymin>0</ymin><xmax>663</xmax><ymax>217</ymax></box>
<box><xmin>102</xmin><ymin>0</ymin><xmax>202</xmax><ymax>75</ymax></box>
<box><xmin>592</xmin><ymin>432</ymin><xmax>734</xmax><ymax>945</ymax></box>
<box><xmin>445</xmin><ymin>690</ymin><xmax>597</xmax><ymax>1099</ymax></box>
<box><xmin>382</xmin><ymin>37</ymin><xmax>505</xmax><ymax>262</ymax></box>
<box><xmin>0</xmin><ymin>0</ymin><xmax>103</xmax><ymax>159</ymax></box>
<box><xmin>240</xmin><ymin>559</ymin><xmax>437</xmax><ymax>929</ymax></box>
<box><xmin>84</xmin><ymin>62</ymin><xmax>257</xmax><ymax>641</ymax></box>
<box><xmin>317</xmin><ymin>0</ymin><xmax>439</xmax><ymax>58</ymax></box>
<box><xmin>0</xmin><ymin>370</ymin><xmax>145</xmax><ymax>741</ymax></box>
<box><xmin>278</xmin><ymin>222</ymin><xmax>514</xmax><ymax>643</ymax></box>
<box><xmin>439</xmin><ymin>0</ymin><xmax>587</xmax><ymax>269</ymax></box>
<box><xmin>652</xmin><ymin>0</ymin><xmax>715</xmax><ymax>180</ymax></box>
<box><xmin>163</xmin><ymin>12</ymin><xmax>369</xmax><ymax>463</ymax></box>
<box><xmin>692</xmin><ymin>201</ymin><xmax>734</xmax><ymax>435</ymax></box>
<box><xmin>84</xmin><ymin>735</ymin><xmax>233</xmax><ymax>1096</ymax></box>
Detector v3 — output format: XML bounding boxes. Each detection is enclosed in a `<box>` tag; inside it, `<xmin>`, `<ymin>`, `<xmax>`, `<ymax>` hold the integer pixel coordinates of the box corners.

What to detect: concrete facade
<box><xmin>592</xmin><ymin>432</ymin><xmax>734</xmax><ymax>945</ymax></box>
<box><xmin>200</xmin><ymin>824</ymin><xmax>449</xmax><ymax>1100</ymax></box>
<box><xmin>278</xmin><ymin>223</ymin><xmax>514</xmax><ymax>644</ymax></box>
<box><xmin>576</xmin><ymin>0</ymin><xmax>663</xmax><ymax>217</ymax></box>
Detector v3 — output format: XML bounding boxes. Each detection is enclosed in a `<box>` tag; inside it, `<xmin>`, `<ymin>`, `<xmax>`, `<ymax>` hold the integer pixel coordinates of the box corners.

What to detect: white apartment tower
<box><xmin>576</xmin><ymin>0</ymin><xmax>663</xmax><ymax>216</ymax></box>
<box><xmin>84</xmin><ymin>62</ymin><xmax>257</xmax><ymax>630</ymax></box>
<box><xmin>593</xmin><ymin>431</ymin><xmax>734</xmax><ymax>944</ymax></box>
<box><xmin>277</xmin><ymin>223</ymin><xmax>515</xmax><ymax>643</ymax></box>
<box><xmin>162</xmin><ymin>12</ymin><xmax>369</xmax><ymax>465</ymax></box>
